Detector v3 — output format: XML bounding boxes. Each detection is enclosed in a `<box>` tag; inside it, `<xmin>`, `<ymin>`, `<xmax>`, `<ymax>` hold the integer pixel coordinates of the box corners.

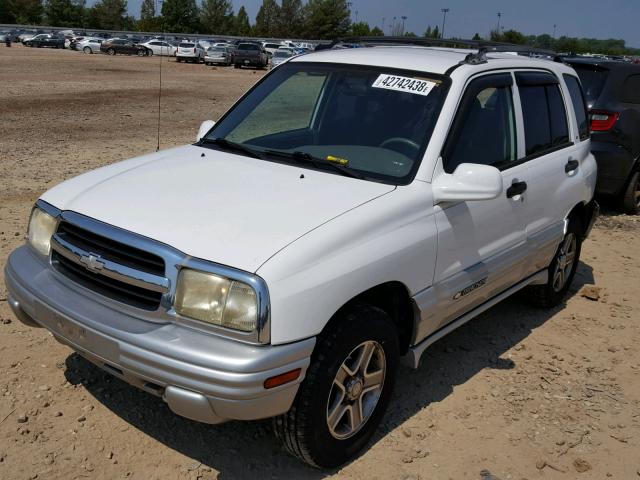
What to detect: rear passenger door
<box><xmin>514</xmin><ymin>71</ymin><xmax>587</xmax><ymax>276</ymax></box>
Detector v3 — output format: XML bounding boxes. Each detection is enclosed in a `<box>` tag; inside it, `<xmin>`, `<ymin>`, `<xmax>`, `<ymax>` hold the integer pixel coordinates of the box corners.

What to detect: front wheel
<box><xmin>107</xmin><ymin>48</ymin><xmax>115</xmax><ymax>55</ymax></box>
<box><xmin>83</xmin><ymin>46</ymin><xmax>91</xmax><ymax>54</ymax></box>
<box><xmin>621</xmin><ymin>170</ymin><xmax>640</xmax><ymax>214</ymax></box>
<box><xmin>137</xmin><ymin>49</ymin><xmax>146</xmax><ymax>57</ymax></box>
<box><xmin>274</xmin><ymin>304</ymin><xmax>399</xmax><ymax>468</ymax></box>
<box><xmin>526</xmin><ymin>217</ymin><xmax>582</xmax><ymax>307</ymax></box>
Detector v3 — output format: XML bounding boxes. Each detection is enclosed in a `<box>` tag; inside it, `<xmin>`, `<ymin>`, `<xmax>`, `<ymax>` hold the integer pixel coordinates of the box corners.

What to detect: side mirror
<box><xmin>196</xmin><ymin>120</ymin><xmax>216</xmax><ymax>142</ymax></box>
<box><xmin>433</xmin><ymin>163</ymin><xmax>503</xmax><ymax>204</ymax></box>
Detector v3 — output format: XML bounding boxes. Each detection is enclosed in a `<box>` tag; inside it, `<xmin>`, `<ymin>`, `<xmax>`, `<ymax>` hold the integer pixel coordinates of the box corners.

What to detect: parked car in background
<box><xmin>78</xmin><ymin>38</ymin><xmax>104</xmax><ymax>54</ymax></box>
<box><xmin>100</xmin><ymin>39</ymin><xmax>150</xmax><ymax>56</ymax></box>
<box><xmin>270</xmin><ymin>49</ymin><xmax>293</xmax><ymax>68</ymax></box>
<box><xmin>141</xmin><ymin>40</ymin><xmax>177</xmax><ymax>56</ymax></box>
<box><xmin>18</xmin><ymin>30</ymin><xmax>38</xmax><ymax>42</ymax></box>
<box><xmin>176</xmin><ymin>42</ymin><xmax>205</xmax><ymax>63</ymax></box>
<box><xmin>204</xmin><ymin>46</ymin><xmax>234</xmax><ymax>66</ymax></box>
<box><xmin>24</xmin><ymin>34</ymin><xmax>65</xmax><ymax>49</ymax></box>
<box><xmin>68</xmin><ymin>37</ymin><xmax>81</xmax><ymax>50</ymax></box>
<box><xmin>262</xmin><ymin>42</ymin><xmax>283</xmax><ymax>57</ymax></box>
<box><xmin>563</xmin><ymin>57</ymin><xmax>640</xmax><ymax>213</ymax></box>
<box><xmin>234</xmin><ymin>42</ymin><xmax>267</xmax><ymax>69</ymax></box>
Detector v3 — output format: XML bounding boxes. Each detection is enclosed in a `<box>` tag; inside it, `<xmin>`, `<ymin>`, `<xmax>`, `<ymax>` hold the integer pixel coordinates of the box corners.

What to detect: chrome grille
<box><xmin>51</xmin><ymin>221</ymin><xmax>167</xmax><ymax>311</ymax></box>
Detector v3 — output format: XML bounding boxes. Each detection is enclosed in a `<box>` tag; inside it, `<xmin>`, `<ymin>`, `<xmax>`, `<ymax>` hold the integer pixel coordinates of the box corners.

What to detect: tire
<box><xmin>83</xmin><ymin>46</ymin><xmax>91</xmax><ymax>54</ymax></box>
<box><xmin>234</xmin><ymin>63</ymin><xmax>240</xmax><ymax>69</ymax></box>
<box><xmin>274</xmin><ymin>304</ymin><xmax>399</xmax><ymax>468</ymax></box>
<box><xmin>137</xmin><ymin>49</ymin><xmax>145</xmax><ymax>57</ymax></box>
<box><xmin>147</xmin><ymin>50</ymin><xmax>153</xmax><ymax>56</ymax></box>
<box><xmin>526</xmin><ymin>217</ymin><xmax>582</xmax><ymax>307</ymax></box>
<box><xmin>176</xmin><ymin>57</ymin><xmax>182</xmax><ymax>62</ymax></box>
<box><xmin>621</xmin><ymin>170</ymin><xmax>640</xmax><ymax>214</ymax></box>
<box><xmin>107</xmin><ymin>48</ymin><xmax>115</xmax><ymax>56</ymax></box>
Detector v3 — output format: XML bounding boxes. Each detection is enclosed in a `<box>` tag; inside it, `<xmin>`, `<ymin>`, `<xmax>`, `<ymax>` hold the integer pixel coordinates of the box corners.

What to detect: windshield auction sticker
<box><xmin>372</xmin><ymin>74</ymin><xmax>437</xmax><ymax>96</ymax></box>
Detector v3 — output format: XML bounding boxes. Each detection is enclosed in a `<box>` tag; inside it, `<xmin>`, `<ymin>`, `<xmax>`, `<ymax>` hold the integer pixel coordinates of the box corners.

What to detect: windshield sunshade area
<box><xmin>202</xmin><ymin>62</ymin><xmax>449</xmax><ymax>184</ymax></box>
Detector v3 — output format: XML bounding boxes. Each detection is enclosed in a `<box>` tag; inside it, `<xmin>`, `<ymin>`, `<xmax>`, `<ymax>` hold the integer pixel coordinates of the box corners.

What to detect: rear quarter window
<box><xmin>563</xmin><ymin>74</ymin><xmax>590</xmax><ymax>140</ymax></box>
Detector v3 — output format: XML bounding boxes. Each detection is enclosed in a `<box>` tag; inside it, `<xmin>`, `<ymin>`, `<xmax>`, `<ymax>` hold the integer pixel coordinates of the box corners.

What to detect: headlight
<box><xmin>174</xmin><ymin>269</ymin><xmax>258</xmax><ymax>332</ymax></box>
<box><xmin>28</xmin><ymin>207</ymin><xmax>58</xmax><ymax>256</ymax></box>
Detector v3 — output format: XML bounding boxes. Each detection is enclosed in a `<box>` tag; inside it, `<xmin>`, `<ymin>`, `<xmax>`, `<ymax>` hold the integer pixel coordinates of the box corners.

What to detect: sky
<box><xmin>120</xmin><ymin>0</ymin><xmax>640</xmax><ymax>48</ymax></box>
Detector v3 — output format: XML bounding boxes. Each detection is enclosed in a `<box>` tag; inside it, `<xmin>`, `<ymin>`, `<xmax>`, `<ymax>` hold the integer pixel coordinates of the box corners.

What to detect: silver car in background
<box><xmin>204</xmin><ymin>46</ymin><xmax>233</xmax><ymax>66</ymax></box>
<box><xmin>77</xmin><ymin>38</ymin><xmax>103</xmax><ymax>54</ymax></box>
<box><xmin>270</xmin><ymin>49</ymin><xmax>294</xmax><ymax>69</ymax></box>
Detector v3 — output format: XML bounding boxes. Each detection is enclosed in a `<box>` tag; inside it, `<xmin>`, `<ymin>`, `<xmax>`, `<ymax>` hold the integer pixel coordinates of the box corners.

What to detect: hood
<box><xmin>41</xmin><ymin>145</ymin><xmax>394</xmax><ymax>273</ymax></box>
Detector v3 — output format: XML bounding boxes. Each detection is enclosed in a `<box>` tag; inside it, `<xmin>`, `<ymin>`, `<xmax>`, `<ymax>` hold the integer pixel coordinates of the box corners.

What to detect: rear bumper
<box><xmin>5</xmin><ymin>245</ymin><xmax>314</xmax><ymax>424</ymax></box>
<box><xmin>592</xmin><ymin>142</ymin><xmax>637</xmax><ymax>196</ymax></box>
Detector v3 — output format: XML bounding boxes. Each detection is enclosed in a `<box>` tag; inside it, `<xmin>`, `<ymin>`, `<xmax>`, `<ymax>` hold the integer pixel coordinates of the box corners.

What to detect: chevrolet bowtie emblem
<box><xmin>80</xmin><ymin>253</ymin><xmax>105</xmax><ymax>272</ymax></box>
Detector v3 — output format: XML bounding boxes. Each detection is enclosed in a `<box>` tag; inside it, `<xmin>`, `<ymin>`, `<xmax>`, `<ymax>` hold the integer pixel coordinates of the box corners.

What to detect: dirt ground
<box><xmin>1</xmin><ymin>46</ymin><xmax>639</xmax><ymax>480</ymax></box>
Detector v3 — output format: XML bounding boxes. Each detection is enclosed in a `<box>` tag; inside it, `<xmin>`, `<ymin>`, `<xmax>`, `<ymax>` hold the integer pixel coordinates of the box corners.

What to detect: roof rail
<box><xmin>315</xmin><ymin>36</ymin><xmax>559</xmax><ymax>64</ymax></box>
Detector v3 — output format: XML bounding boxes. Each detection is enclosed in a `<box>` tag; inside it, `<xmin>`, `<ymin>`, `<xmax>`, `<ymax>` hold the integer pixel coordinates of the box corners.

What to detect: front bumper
<box><xmin>5</xmin><ymin>245</ymin><xmax>314</xmax><ymax>424</ymax></box>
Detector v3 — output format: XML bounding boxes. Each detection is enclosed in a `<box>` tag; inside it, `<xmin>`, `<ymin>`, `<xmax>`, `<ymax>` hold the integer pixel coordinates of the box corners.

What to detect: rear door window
<box><xmin>516</xmin><ymin>72</ymin><xmax>570</xmax><ymax>157</ymax></box>
<box><xmin>563</xmin><ymin>74</ymin><xmax>590</xmax><ymax>140</ymax></box>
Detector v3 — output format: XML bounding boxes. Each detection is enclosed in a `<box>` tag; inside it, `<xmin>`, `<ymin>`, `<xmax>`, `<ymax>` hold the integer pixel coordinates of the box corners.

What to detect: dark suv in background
<box><xmin>563</xmin><ymin>57</ymin><xmax>640</xmax><ymax>213</ymax></box>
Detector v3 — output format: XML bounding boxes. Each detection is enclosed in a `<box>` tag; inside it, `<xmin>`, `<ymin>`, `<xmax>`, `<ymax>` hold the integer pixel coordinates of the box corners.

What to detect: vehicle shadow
<box><xmin>64</xmin><ymin>261</ymin><xmax>594</xmax><ymax>479</ymax></box>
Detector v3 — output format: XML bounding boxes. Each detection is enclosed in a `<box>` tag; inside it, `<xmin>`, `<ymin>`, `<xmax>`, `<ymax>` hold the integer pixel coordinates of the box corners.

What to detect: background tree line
<box><xmin>1</xmin><ymin>0</ymin><xmax>639</xmax><ymax>54</ymax></box>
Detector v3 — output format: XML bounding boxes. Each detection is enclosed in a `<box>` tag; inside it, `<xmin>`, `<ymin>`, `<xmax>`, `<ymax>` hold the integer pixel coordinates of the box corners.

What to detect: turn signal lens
<box><xmin>264</xmin><ymin>369</ymin><xmax>302</xmax><ymax>389</ymax></box>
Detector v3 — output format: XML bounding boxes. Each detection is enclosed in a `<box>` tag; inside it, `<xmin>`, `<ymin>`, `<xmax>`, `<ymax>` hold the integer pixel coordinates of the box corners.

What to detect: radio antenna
<box><xmin>155</xmin><ymin>0</ymin><xmax>163</xmax><ymax>152</ymax></box>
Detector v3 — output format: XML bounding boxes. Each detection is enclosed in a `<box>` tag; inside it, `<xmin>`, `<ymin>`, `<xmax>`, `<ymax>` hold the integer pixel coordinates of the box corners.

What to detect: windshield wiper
<box><xmin>264</xmin><ymin>149</ymin><xmax>365</xmax><ymax>179</ymax></box>
<box><xmin>200</xmin><ymin>137</ymin><xmax>264</xmax><ymax>160</ymax></box>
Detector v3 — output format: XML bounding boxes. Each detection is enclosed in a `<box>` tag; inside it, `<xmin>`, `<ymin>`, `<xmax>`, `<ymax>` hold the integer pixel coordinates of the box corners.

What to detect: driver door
<box><xmin>426</xmin><ymin>72</ymin><xmax>529</xmax><ymax>336</ymax></box>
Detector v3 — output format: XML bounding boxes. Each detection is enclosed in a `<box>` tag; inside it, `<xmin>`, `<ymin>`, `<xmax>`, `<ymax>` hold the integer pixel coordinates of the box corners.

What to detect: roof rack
<box><xmin>315</xmin><ymin>36</ymin><xmax>560</xmax><ymax>64</ymax></box>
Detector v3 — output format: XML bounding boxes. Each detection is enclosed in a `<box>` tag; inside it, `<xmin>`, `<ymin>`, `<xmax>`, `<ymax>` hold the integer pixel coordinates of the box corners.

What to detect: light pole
<box><xmin>441</xmin><ymin>8</ymin><xmax>450</xmax><ymax>39</ymax></box>
<box><xmin>496</xmin><ymin>12</ymin><xmax>502</xmax><ymax>33</ymax></box>
<box><xmin>382</xmin><ymin>17</ymin><xmax>386</xmax><ymax>32</ymax></box>
<box><xmin>392</xmin><ymin>16</ymin><xmax>396</xmax><ymax>35</ymax></box>
<box><xmin>355</xmin><ymin>10</ymin><xmax>359</xmax><ymax>23</ymax></box>
<box><xmin>401</xmin><ymin>15</ymin><xmax>407</xmax><ymax>35</ymax></box>
<box><xmin>553</xmin><ymin>23</ymin><xmax>557</xmax><ymax>39</ymax></box>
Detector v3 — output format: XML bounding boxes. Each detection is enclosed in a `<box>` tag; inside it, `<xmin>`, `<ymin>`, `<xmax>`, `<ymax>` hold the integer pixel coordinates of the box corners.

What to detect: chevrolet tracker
<box><xmin>5</xmin><ymin>40</ymin><xmax>598</xmax><ymax>467</ymax></box>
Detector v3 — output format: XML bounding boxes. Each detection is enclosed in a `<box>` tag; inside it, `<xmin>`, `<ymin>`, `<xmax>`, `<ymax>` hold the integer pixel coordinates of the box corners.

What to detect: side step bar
<box><xmin>403</xmin><ymin>269</ymin><xmax>548</xmax><ymax>369</ymax></box>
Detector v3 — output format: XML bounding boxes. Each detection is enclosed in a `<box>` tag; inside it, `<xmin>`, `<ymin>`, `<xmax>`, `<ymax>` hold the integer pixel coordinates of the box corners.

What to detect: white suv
<box><xmin>5</xmin><ymin>43</ymin><xmax>598</xmax><ymax>468</ymax></box>
<box><xmin>176</xmin><ymin>41</ymin><xmax>205</xmax><ymax>63</ymax></box>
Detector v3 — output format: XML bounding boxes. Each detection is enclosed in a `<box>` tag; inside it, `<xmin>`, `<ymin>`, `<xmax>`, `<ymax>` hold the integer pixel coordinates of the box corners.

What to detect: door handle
<box><xmin>506</xmin><ymin>181</ymin><xmax>527</xmax><ymax>198</ymax></box>
<box><xmin>565</xmin><ymin>159</ymin><xmax>579</xmax><ymax>173</ymax></box>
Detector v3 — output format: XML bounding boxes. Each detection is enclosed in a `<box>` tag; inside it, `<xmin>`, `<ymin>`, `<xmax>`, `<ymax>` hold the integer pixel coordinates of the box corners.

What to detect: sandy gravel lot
<box><xmin>1</xmin><ymin>46</ymin><xmax>639</xmax><ymax>480</ymax></box>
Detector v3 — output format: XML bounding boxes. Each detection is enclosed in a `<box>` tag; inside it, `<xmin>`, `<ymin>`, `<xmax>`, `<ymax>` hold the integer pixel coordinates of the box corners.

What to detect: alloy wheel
<box><xmin>326</xmin><ymin>340</ymin><xmax>386</xmax><ymax>440</ymax></box>
<box><xmin>552</xmin><ymin>233</ymin><xmax>577</xmax><ymax>292</ymax></box>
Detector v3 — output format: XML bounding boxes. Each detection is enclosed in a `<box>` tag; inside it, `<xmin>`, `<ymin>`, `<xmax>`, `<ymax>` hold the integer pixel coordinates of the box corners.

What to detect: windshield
<box><xmin>571</xmin><ymin>64</ymin><xmax>609</xmax><ymax>108</ymax></box>
<box><xmin>179</xmin><ymin>43</ymin><xmax>194</xmax><ymax>48</ymax></box>
<box><xmin>274</xmin><ymin>51</ymin><xmax>292</xmax><ymax>58</ymax></box>
<box><xmin>203</xmin><ymin>62</ymin><xmax>449</xmax><ymax>183</ymax></box>
<box><xmin>238</xmin><ymin>43</ymin><xmax>259</xmax><ymax>50</ymax></box>
<box><xmin>209</xmin><ymin>47</ymin><xmax>225</xmax><ymax>52</ymax></box>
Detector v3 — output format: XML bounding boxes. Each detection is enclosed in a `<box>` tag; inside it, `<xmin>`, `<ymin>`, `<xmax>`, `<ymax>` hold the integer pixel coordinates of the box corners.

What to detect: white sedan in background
<box><xmin>141</xmin><ymin>40</ymin><xmax>178</xmax><ymax>56</ymax></box>
<box><xmin>77</xmin><ymin>38</ymin><xmax>103</xmax><ymax>54</ymax></box>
